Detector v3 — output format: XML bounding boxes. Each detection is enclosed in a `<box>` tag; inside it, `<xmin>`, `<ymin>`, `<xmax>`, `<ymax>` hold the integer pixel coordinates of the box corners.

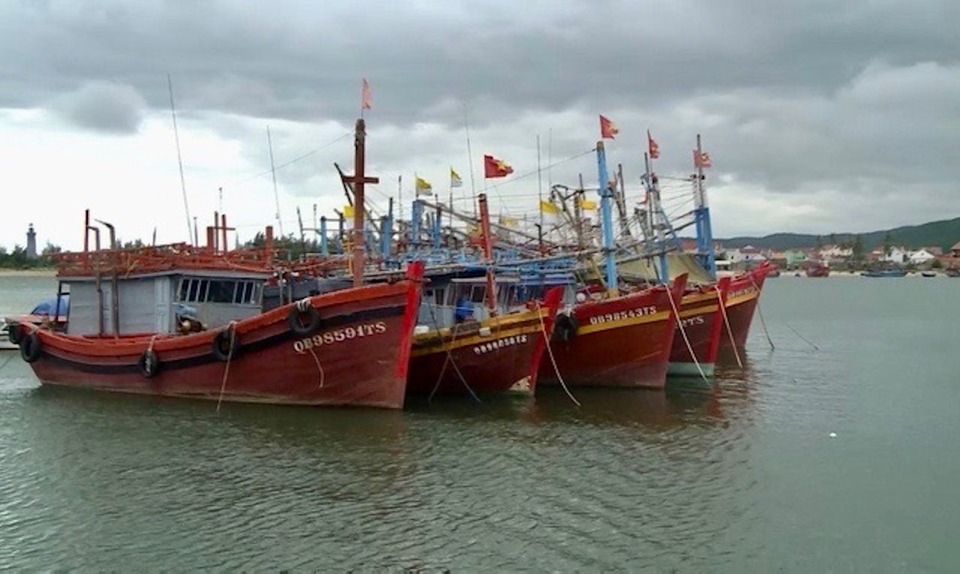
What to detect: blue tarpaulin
<box><xmin>30</xmin><ymin>294</ymin><xmax>70</xmax><ymax>316</ymax></box>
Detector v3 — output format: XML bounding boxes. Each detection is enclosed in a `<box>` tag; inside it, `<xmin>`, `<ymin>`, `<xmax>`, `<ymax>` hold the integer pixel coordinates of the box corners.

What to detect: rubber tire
<box><xmin>553</xmin><ymin>313</ymin><xmax>578</xmax><ymax>343</ymax></box>
<box><xmin>288</xmin><ymin>305</ymin><xmax>322</xmax><ymax>336</ymax></box>
<box><xmin>6</xmin><ymin>321</ymin><xmax>23</xmax><ymax>346</ymax></box>
<box><xmin>212</xmin><ymin>329</ymin><xmax>240</xmax><ymax>362</ymax></box>
<box><xmin>137</xmin><ymin>349</ymin><xmax>161</xmax><ymax>378</ymax></box>
<box><xmin>20</xmin><ymin>331</ymin><xmax>41</xmax><ymax>363</ymax></box>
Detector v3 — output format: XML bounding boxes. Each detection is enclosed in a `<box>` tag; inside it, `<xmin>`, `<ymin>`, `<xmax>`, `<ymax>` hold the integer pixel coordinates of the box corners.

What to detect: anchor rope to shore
<box><xmin>785</xmin><ymin>323</ymin><xmax>820</xmax><ymax>351</ymax></box>
<box><xmin>748</xmin><ymin>274</ymin><xmax>775</xmax><ymax>351</ymax></box>
<box><xmin>715</xmin><ymin>285</ymin><xmax>744</xmax><ymax>369</ymax></box>
<box><xmin>665</xmin><ymin>285</ymin><xmax>709</xmax><ymax>384</ymax></box>
<box><xmin>215</xmin><ymin>321</ymin><xmax>238</xmax><ymax>413</ymax></box>
<box><xmin>425</xmin><ymin>302</ymin><xmax>480</xmax><ymax>404</ymax></box>
<box><xmin>535</xmin><ymin>301</ymin><xmax>580</xmax><ymax>408</ymax></box>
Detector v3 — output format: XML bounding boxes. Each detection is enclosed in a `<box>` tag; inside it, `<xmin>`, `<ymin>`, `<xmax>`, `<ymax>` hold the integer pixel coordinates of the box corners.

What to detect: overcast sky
<box><xmin>2</xmin><ymin>0</ymin><xmax>958</xmax><ymax>251</ymax></box>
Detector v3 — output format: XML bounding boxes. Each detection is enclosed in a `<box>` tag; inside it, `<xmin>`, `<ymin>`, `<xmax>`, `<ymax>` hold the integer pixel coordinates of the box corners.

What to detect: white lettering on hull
<box><xmin>293</xmin><ymin>321</ymin><xmax>388</xmax><ymax>353</ymax></box>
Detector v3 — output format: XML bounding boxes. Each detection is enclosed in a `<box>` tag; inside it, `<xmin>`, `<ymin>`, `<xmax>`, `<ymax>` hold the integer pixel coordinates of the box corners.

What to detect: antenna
<box><xmin>462</xmin><ymin>100</ymin><xmax>477</xmax><ymax>218</ymax></box>
<box><xmin>267</xmin><ymin>125</ymin><xmax>284</xmax><ymax>236</ymax></box>
<box><xmin>167</xmin><ymin>74</ymin><xmax>192</xmax><ymax>242</ymax></box>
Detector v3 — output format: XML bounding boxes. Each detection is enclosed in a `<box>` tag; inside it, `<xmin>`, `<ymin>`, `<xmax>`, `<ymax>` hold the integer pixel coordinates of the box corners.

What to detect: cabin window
<box><xmin>470</xmin><ymin>285</ymin><xmax>486</xmax><ymax>303</ymax></box>
<box><xmin>208</xmin><ymin>280</ymin><xmax>237</xmax><ymax>303</ymax></box>
<box><xmin>187</xmin><ymin>279</ymin><xmax>202</xmax><ymax>302</ymax></box>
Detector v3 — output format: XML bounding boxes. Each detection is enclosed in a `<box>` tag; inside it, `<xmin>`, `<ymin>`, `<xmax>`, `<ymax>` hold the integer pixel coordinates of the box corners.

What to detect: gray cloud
<box><xmin>2</xmin><ymin>0</ymin><xmax>959</xmax><ymax>236</ymax></box>
<box><xmin>49</xmin><ymin>81</ymin><xmax>147</xmax><ymax>134</ymax></box>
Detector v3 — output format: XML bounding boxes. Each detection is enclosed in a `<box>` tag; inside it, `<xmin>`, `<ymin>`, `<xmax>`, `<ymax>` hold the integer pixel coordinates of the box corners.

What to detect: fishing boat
<box><xmin>407</xmin><ymin>194</ymin><xmax>564</xmax><ymax>396</ymax></box>
<box><xmin>861</xmin><ymin>268</ymin><xmax>906</xmax><ymax>278</ymax></box>
<box><xmin>536</xmin><ymin>142</ymin><xmax>687</xmax><ymax>390</ymax></box>
<box><xmin>3</xmin><ymin>295</ymin><xmax>70</xmax><ymax>351</ymax></box>
<box><xmin>945</xmin><ymin>268</ymin><xmax>960</xmax><ymax>278</ymax></box>
<box><xmin>717</xmin><ymin>262</ymin><xmax>772</xmax><ymax>351</ymax></box>
<box><xmin>805</xmin><ymin>262</ymin><xmax>830</xmax><ymax>277</ymax></box>
<box><xmin>667</xmin><ymin>276</ymin><xmax>732</xmax><ymax>378</ymax></box>
<box><xmin>11</xmin><ymin>118</ymin><xmax>427</xmax><ymax>409</ymax></box>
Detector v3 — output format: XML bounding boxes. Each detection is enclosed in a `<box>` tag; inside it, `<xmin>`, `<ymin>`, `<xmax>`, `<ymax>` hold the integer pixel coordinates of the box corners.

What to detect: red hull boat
<box><xmin>718</xmin><ymin>263</ymin><xmax>770</xmax><ymax>350</ymax></box>
<box><xmin>16</xmin><ymin>262</ymin><xmax>424</xmax><ymax>409</ymax></box>
<box><xmin>538</xmin><ymin>275</ymin><xmax>687</xmax><ymax>390</ymax></box>
<box><xmin>407</xmin><ymin>287</ymin><xmax>563</xmax><ymax>396</ymax></box>
<box><xmin>668</xmin><ymin>276</ymin><xmax>731</xmax><ymax>378</ymax></box>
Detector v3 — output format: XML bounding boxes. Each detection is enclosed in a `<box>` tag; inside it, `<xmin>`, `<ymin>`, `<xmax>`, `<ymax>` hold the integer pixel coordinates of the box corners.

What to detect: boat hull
<box><xmin>407</xmin><ymin>288</ymin><xmax>562</xmax><ymax>396</ymax></box>
<box><xmin>538</xmin><ymin>276</ymin><xmax>686</xmax><ymax>390</ymax></box>
<box><xmin>19</xmin><ymin>279</ymin><xmax>423</xmax><ymax>409</ymax></box>
<box><xmin>719</xmin><ymin>264</ymin><xmax>769</xmax><ymax>350</ymax></box>
<box><xmin>667</xmin><ymin>276</ymin><xmax>730</xmax><ymax>377</ymax></box>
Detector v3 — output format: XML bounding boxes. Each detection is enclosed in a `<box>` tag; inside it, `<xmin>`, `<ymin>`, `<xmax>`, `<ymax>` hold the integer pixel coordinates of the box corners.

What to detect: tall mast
<box><xmin>694</xmin><ymin>134</ymin><xmax>717</xmax><ymax>279</ymax></box>
<box><xmin>343</xmin><ymin>119</ymin><xmax>379</xmax><ymax>287</ymax></box>
<box><xmin>596</xmin><ymin>142</ymin><xmax>618</xmax><ymax>296</ymax></box>
<box><xmin>644</xmin><ymin>153</ymin><xmax>668</xmax><ymax>282</ymax></box>
<box><xmin>477</xmin><ymin>193</ymin><xmax>498</xmax><ymax>315</ymax></box>
<box><xmin>267</xmin><ymin>125</ymin><xmax>284</xmax><ymax>236</ymax></box>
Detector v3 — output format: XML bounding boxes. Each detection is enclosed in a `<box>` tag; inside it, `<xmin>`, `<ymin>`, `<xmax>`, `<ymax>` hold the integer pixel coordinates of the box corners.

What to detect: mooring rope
<box><xmin>665</xmin><ymin>286</ymin><xmax>708</xmax><ymax>383</ymax></box>
<box><xmin>215</xmin><ymin>321</ymin><xmax>238</xmax><ymax>413</ymax></box>
<box><xmin>715</xmin><ymin>285</ymin><xmax>744</xmax><ymax>369</ymax></box>
<box><xmin>748</xmin><ymin>274</ymin><xmax>775</xmax><ymax>351</ymax></box>
<box><xmin>535</xmin><ymin>301</ymin><xmax>580</xmax><ymax>407</ymax></box>
<box><xmin>425</xmin><ymin>302</ymin><xmax>479</xmax><ymax>403</ymax></box>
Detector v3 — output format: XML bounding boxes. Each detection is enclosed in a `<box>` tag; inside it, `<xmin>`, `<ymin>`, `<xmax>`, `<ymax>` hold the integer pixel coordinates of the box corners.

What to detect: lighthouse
<box><xmin>26</xmin><ymin>223</ymin><xmax>37</xmax><ymax>259</ymax></box>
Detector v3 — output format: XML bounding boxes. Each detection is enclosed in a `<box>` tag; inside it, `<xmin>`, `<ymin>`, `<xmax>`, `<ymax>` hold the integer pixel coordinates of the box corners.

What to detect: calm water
<box><xmin>1</xmin><ymin>275</ymin><xmax>958</xmax><ymax>572</ymax></box>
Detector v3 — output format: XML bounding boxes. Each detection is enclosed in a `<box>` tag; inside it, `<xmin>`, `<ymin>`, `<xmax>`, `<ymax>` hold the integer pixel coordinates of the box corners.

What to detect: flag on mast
<box><xmin>450</xmin><ymin>168</ymin><xmax>463</xmax><ymax>188</ymax></box>
<box><xmin>483</xmin><ymin>155</ymin><xmax>513</xmax><ymax>178</ymax></box>
<box><xmin>415</xmin><ymin>176</ymin><xmax>433</xmax><ymax>196</ymax></box>
<box><xmin>694</xmin><ymin>150</ymin><xmax>712</xmax><ymax>168</ymax></box>
<box><xmin>361</xmin><ymin>78</ymin><xmax>372</xmax><ymax>111</ymax></box>
<box><xmin>647</xmin><ymin>130</ymin><xmax>660</xmax><ymax>159</ymax></box>
<box><xmin>599</xmin><ymin>114</ymin><xmax>619</xmax><ymax>139</ymax></box>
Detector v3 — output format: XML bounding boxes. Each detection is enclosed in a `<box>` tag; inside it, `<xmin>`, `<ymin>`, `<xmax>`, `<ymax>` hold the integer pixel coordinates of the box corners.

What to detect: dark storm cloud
<box><xmin>2</xmin><ymin>0</ymin><xmax>959</xmax><ymax>233</ymax></box>
<box><xmin>49</xmin><ymin>81</ymin><xmax>147</xmax><ymax>134</ymax></box>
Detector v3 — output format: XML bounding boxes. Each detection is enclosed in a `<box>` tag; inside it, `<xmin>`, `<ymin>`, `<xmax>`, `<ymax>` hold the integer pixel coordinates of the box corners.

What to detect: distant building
<box><xmin>727</xmin><ymin>245</ymin><xmax>767</xmax><ymax>265</ymax></box>
<box><xmin>26</xmin><ymin>223</ymin><xmax>37</xmax><ymax>259</ymax></box>
<box><xmin>908</xmin><ymin>249</ymin><xmax>937</xmax><ymax>265</ymax></box>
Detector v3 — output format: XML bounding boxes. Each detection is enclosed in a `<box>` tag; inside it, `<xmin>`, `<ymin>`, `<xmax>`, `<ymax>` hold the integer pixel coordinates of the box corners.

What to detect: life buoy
<box><xmin>20</xmin><ymin>331</ymin><xmax>41</xmax><ymax>363</ymax></box>
<box><xmin>6</xmin><ymin>321</ymin><xmax>23</xmax><ymax>346</ymax></box>
<box><xmin>553</xmin><ymin>313</ymin><xmax>578</xmax><ymax>342</ymax></box>
<box><xmin>212</xmin><ymin>328</ymin><xmax>240</xmax><ymax>361</ymax></box>
<box><xmin>137</xmin><ymin>349</ymin><xmax>161</xmax><ymax>378</ymax></box>
<box><xmin>288</xmin><ymin>304</ymin><xmax>322</xmax><ymax>336</ymax></box>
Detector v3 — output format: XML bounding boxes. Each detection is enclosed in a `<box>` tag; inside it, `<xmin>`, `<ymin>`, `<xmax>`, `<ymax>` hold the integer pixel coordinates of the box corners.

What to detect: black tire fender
<box><xmin>20</xmin><ymin>331</ymin><xmax>42</xmax><ymax>363</ymax></box>
<box><xmin>212</xmin><ymin>328</ymin><xmax>240</xmax><ymax>362</ymax></box>
<box><xmin>288</xmin><ymin>303</ymin><xmax>322</xmax><ymax>336</ymax></box>
<box><xmin>553</xmin><ymin>313</ymin><xmax>578</xmax><ymax>343</ymax></box>
<box><xmin>138</xmin><ymin>349</ymin><xmax>161</xmax><ymax>378</ymax></box>
<box><xmin>6</xmin><ymin>321</ymin><xmax>23</xmax><ymax>346</ymax></box>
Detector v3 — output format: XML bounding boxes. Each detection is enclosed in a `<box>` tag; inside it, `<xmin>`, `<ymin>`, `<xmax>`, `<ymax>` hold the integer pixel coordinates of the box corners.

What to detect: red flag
<box><xmin>647</xmin><ymin>130</ymin><xmax>660</xmax><ymax>159</ymax></box>
<box><xmin>361</xmin><ymin>78</ymin><xmax>372</xmax><ymax>110</ymax></box>
<box><xmin>484</xmin><ymin>154</ymin><xmax>513</xmax><ymax>178</ymax></box>
<box><xmin>694</xmin><ymin>150</ymin><xmax>712</xmax><ymax>168</ymax></box>
<box><xmin>599</xmin><ymin>114</ymin><xmax>618</xmax><ymax>139</ymax></box>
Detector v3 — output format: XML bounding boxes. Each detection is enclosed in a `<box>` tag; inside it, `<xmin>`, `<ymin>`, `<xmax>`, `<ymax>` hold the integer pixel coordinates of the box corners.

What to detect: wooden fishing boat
<box><xmin>9</xmin><ymin>215</ymin><xmax>425</xmax><ymax>409</ymax></box>
<box><xmin>718</xmin><ymin>262</ymin><xmax>771</xmax><ymax>350</ymax></box>
<box><xmin>406</xmin><ymin>194</ymin><xmax>564</xmax><ymax>396</ymax></box>
<box><xmin>667</xmin><ymin>276</ymin><xmax>732</xmax><ymax>378</ymax></box>
<box><xmin>12</xmin><ymin>118</ymin><xmax>427</xmax><ymax>409</ymax></box>
<box><xmin>806</xmin><ymin>262</ymin><xmax>830</xmax><ymax>277</ymax></box>
<box><xmin>538</xmin><ymin>274</ymin><xmax>687</xmax><ymax>389</ymax></box>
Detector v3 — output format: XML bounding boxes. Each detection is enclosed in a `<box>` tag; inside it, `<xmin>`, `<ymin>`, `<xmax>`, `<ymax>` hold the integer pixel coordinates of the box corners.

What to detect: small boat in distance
<box><xmin>806</xmin><ymin>262</ymin><xmax>830</xmax><ymax>278</ymax></box>
<box><xmin>2</xmin><ymin>294</ymin><xmax>70</xmax><ymax>351</ymax></box>
<box><xmin>945</xmin><ymin>268</ymin><xmax>960</xmax><ymax>278</ymax></box>
<box><xmin>861</xmin><ymin>268</ymin><xmax>907</xmax><ymax>278</ymax></box>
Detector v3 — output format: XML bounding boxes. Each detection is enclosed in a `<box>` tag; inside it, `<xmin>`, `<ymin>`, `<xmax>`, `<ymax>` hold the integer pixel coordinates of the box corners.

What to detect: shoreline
<box><xmin>0</xmin><ymin>268</ymin><xmax>57</xmax><ymax>278</ymax></box>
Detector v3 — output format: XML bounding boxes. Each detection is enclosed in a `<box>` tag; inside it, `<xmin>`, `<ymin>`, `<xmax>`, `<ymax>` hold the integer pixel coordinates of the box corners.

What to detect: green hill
<box><xmin>717</xmin><ymin>217</ymin><xmax>960</xmax><ymax>251</ymax></box>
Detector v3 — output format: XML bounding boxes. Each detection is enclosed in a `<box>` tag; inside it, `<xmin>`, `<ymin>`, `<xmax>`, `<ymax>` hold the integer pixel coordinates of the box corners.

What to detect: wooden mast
<box><xmin>477</xmin><ymin>193</ymin><xmax>498</xmax><ymax>315</ymax></box>
<box><xmin>342</xmin><ymin>119</ymin><xmax>379</xmax><ymax>287</ymax></box>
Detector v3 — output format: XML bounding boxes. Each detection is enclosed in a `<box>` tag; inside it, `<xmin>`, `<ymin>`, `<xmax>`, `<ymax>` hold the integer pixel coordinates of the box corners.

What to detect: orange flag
<box><xmin>599</xmin><ymin>114</ymin><xmax>618</xmax><ymax>139</ymax></box>
<box><xmin>694</xmin><ymin>150</ymin><xmax>712</xmax><ymax>168</ymax></box>
<box><xmin>484</xmin><ymin>154</ymin><xmax>513</xmax><ymax>178</ymax></box>
<box><xmin>361</xmin><ymin>78</ymin><xmax>372</xmax><ymax>110</ymax></box>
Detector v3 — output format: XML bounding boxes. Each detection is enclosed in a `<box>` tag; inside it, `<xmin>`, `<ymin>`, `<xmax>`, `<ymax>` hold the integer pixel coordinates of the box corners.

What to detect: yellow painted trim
<box><xmin>410</xmin><ymin>323</ymin><xmax>544</xmax><ymax>357</ymax></box>
<box><xmin>679</xmin><ymin>304</ymin><xmax>719</xmax><ymax>319</ymax></box>
<box><xmin>726</xmin><ymin>291</ymin><xmax>759</xmax><ymax>307</ymax></box>
<box><xmin>575</xmin><ymin>310</ymin><xmax>671</xmax><ymax>336</ymax></box>
<box><xmin>682</xmin><ymin>291</ymin><xmax>719</xmax><ymax>305</ymax></box>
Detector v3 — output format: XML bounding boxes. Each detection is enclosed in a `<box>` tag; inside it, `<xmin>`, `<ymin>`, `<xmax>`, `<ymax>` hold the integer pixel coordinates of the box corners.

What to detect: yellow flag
<box><xmin>416</xmin><ymin>177</ymin><xmax>433</xmax><ymax>196</ymax></box>
<box><xmin>579</xmin><ymin>198</ymin><xmax>598</xmax><ymax>211</ymax></box>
